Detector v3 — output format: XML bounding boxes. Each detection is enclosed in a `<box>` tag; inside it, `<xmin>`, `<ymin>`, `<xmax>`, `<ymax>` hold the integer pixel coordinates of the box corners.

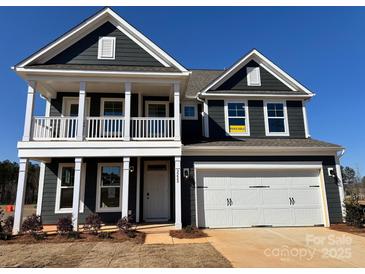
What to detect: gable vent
<box><xmin>247</xmin><ymin>67</ymin><xmax>261</xmax><ymax>86</ymax></box>
<box><xmin>98</xmin><ymin>36</ymin><xmax>116</xmax><ymax>60</ymax></box>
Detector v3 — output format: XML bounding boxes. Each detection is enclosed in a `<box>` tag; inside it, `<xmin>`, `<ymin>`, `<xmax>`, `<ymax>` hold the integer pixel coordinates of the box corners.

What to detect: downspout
<box><xmin>335</xmin><ymin>148</ymin><xmax>346</xmax><ymax>221</ymax></box>
<box><xmin>196</xmin><ymin>93</ymin><xmax>208</xmax><ymax>138</ymax></box>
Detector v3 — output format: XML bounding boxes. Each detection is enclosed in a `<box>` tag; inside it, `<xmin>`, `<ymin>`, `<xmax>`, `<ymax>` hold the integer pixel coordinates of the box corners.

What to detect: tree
<box><xmin>341</xmin><ymin>166</ymin><xmax>358</xmax><ymax>185</ymax></box>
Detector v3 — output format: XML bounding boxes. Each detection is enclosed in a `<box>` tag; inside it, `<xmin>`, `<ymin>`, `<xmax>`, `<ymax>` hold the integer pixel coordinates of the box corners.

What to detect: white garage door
<box><xmin>196</xmin><ymin>168</ymin><xmax>324</xmax><ymax>228</ymax></box>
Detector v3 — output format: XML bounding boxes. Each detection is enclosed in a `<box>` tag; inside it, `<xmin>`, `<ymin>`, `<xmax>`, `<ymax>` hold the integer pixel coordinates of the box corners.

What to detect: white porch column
<box><xmin>77</xmin><ymin>82</ymin><xmax>86</xmax><ymax>141</ymax></box>
<box><xmin>124</xmin><ymin>82</ymin><xmax>131</xmax><ymax>141</ymax></box>
<box><xmin>175</xmin><ymin>156</ymin><xmax>182</xmax><ymax>229</ymax></box>
<box><xmin>72</xmin><ymin>158</ymin><xmax>83</xmax><ymax>231</ymax></box>
<box><xmin>122</xmin><ymin>157</ymin><xmax>130</xmax><ymax>218</ymax></box>
<box><xmin>13</xmin><ymin>158</ymin><xmax>29</xmax><ymax>234</ymax></box>
<box><xmin>22</xmin><ymin>81</ymin><xmax>36</xmax><ymax>141</ymax></box>
<box><xmin>173</xmin><ymin>83</ymin><xmax>181</xmax><ymax>141</ymax></box>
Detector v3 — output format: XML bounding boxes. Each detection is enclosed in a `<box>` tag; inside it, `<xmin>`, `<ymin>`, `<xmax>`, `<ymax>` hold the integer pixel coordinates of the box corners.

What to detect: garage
<box><xmin>195</xmin><ymin>163</ymin><xmax>327</xmax><ymax>228</ymax></box>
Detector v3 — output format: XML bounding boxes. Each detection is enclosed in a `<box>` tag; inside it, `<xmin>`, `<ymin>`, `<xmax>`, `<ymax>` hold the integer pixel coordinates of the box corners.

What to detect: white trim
<box><xmin>302</xmin><ymin>100</ymin><xmax>311</xmax><ymax>138</ymax></box>
<box><xmin>199</xmin><ymin>49</ymin><xmax>314</xmax><ymax>96</ymax></box>
<box><xmin>100</xmin><ymin>97</ymin><xmax>125</xmax><ymax>116</ymax></box>
<box><xmin>174</xmin><ymin>157</ymin><xmax>182</xmax><ymax>229</ymax></box>
<box><xmin>16</xmin><ymin>8</ymin><xmax>187</xmax><ymax>72</ymax></box>
<box><xmin>263</xmin><ymin>100</ymin><xmax>290</xmax><ymax>136</ymax></box>
<box><xmin>199</xmin><ymin>93</ymin><xmax>313</xmax><ymax>99</ymax></box>
<box><xmin>335</xmin><ymin>152</ymin><xmax>346</xmax><ymax>220</ymax></box>
<box><xmin>13</xmin><ymin>158</ymin><xmax>28</xmax><ymax>234</ymax></box>
<box><xmin>173</xmin><ymin>83</ymin><xmax>181</xmax><ymax>141</ymax></box>
<box><xmin>62</xmin><ymin>97</ymin><xmax>90</xmax><ymax>116</ymax></box>
<box><xmin>193</xmin><ymin>161</ymin><xmax>330</xmax><ymax>228</ymax></box>
<box><xmin>96</xmin><ymin>162</ymin><xmax>123</xmax><ymax>213</ymax></box>
<box><xmin>224</xmin><ymin>99</ymin><xmax>250</xmax><ymax>136</ymax></box>
<box><xmin>97</xmin><ymin>36</ymin><xmax>116</xmax><ymax>60</ymax></box>
<box><xmin>136</xmin><ymin>157</ymin><xmax>141</xmax><ymax>222</ymax></box>
<box><xmin>23</xmin><ymin>82</ymin><xmax>35</xmax><ymax>142</ymax></box>
<box><xmin>55</xmin><ymin>162</ymin><xmax>86</xmax><ymax>214</ymax></box>
<box><xmin>36</xmin><ymin>163</ymin><xmax>46</xmax><ymax>216</ymax></box>
<box><xmin>203</xmin><ymin>100</ymin><xmax>209</xmax><ymax>137</ymax></box>
<box><xmin>122</xmin><ymin>157</ymin><xmax>130</xmax><ymax>218</ymax></box>
<box><xmin>145</xmin><ymin>100</ymin><xmax>170</xmax><ymax>117</ymax></box>
<box><xmin>181</xmin><ymin>102</ymin><xmax>198</xmax><ymax>120</ymax></box>
<box><xmin>246</xmin><ymin>67</ymin><xmax>261</xmax><ymax>86</ymax></box>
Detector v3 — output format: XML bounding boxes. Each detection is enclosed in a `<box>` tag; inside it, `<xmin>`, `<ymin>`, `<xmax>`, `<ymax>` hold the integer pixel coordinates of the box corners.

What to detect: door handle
<box><xmin>292</xmin><ymin>197</ymin><xmax>295</xmax><ymax>205</ymax></box>
<box><xmin>229</xmin><ymin>198</ymin><xmax>233</xmax><ymax>206</ymax></box>
<box><xmin>227</xmin><ymin>198</ymin><xmax>229</xmax><ymax>206</ymax></box>
<box><xmin>289</xmin><ymin>197</ymin><xmax>293</xmax><ymax>205</ymax></box>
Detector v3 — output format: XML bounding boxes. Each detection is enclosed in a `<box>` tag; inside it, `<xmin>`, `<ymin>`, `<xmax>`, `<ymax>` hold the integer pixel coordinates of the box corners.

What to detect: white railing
<box><xmin>32</xmin><ymin>116</ymin><xmax>78</xmax><ymax>140</ymax></box>
<box><xmin>131</xmin><ymin>117</ymin><xmax>175</xmax><ymax>140</ymax></box>
<box><xmin>86</xmin><ymin>116</ymin><xmax>125</xmax><ymax>140</ymax></box>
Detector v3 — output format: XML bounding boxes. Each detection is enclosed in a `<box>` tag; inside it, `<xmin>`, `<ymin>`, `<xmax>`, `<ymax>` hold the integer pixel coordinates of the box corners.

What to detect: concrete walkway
<box><xmin>204</xmin><ymin>227</ymin><xmax>365</xmax><ymax>267</ymax></box>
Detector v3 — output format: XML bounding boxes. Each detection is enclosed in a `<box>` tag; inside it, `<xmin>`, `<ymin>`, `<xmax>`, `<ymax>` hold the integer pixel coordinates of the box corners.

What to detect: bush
<box><xmin>31</xmin><ymin>231</ymin><xmax>47</xmax><ymax>241</ymax></box>
<box><xmin>345</xmin><ymin>194</ymin><xmax>364</xmax><ymax>228</ymax></box>
<box><xmin>98</xmin><ymin>231</ymin><xmax>113</xmax><ymax>239</ymax></box>
<box><xmin>57</xmin><ymin>217</ymin><xmax>73</xmax><ymax>235</ymax></box>
<box><xmin>83</xmin><ymin>213</ymin><xmax>102</xmax><ymax>234</ymax></box>
<box><xmin>67</xmin><ymin>231</ymin><xmax>81</xmax><ymax>239</ymax></box>
<box><xmin>21</xmin><ymin>214</ymin><xmax>43</xmax><ymax>234</ymax></box>
<box><xmin>117</xmin><ymin>216</ymin><xmax>136</xmax><ymax>238</ymax></box>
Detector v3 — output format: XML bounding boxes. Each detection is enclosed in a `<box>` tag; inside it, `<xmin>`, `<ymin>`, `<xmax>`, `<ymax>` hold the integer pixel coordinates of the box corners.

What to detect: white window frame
<box><xmin>145</xmin><ymin>101</ymin><xmax>170</xmax><ymax>117</ymax></box>
<box><xmin>100</xmin><ymin>98</ymin><xmax>125</xmax><ymax>116</ymax></box>
<box><xmin>182</xmin><ymin>102</ymin><xmax>198</xmax><ymax>120</ymax></box>
<box><xmin>224</xmin><ymin>100</ymin><xmax>250</xmax><ymax>136</ymax></box>
<box><xmin>264</xmin><ymin>100</ymin><xmax>290</xmax><ymax>136</ymax></box>
<box><xmin>96</xmin><ymin>163</ymin><xmax>123</xmax><ymax>213</ymax></box>
<box><xmin>62</xmin><ymin>97</ymin><xmax>91</xmax><ymax>117</ymax></box>
<box><xmin>97</xmin><ymin>36</ymin><xmax>116</xmax><ymax>60</ymax></box>
<box><xmin>247</xmin><ymin>67</ymin><xmax>261</xmax><ymax>86</ymax></box>
<box><xmin>55</xmin><ymin>163</ymin><xmax>86</xmax><ymax>214</ymax></box>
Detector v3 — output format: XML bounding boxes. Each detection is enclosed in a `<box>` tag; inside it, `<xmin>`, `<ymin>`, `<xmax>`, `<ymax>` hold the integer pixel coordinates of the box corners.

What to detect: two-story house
<box><xmin>12</xmin><ymin>8</ymin><xmax>345</xmax><ymax>234</ymax></box>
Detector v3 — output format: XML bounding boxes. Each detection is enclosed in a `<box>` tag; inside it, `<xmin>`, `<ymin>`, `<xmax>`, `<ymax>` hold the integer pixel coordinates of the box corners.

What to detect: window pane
<box><xmin>184</xmin><ymin>106</ymin><xmax>195</xmax><ymax>117</ymax></box>
<box><xmin>148</xmin><ymin>104</ymin><xmax>167</xmax><ymax>117</ymax></box>
<box><xmin>69</xmin><ymin>104</ymin><xmax>79</xmax><ymax>117</ymax></box>
<box><xmin>101</xmin><ymin>166</ymin><xmax>121</xmax><ymax>186</ymax></box>
<box><xmin>268</xmin><ymin>118</ymin><xmax>285</xmax><ymax>132</ymax></box>
<box><xmin>61</xmin><ymin>167</ymin><xmax>74</xmax><ymax>187</ymax></box>
<box><xmin>100</xmin><ymin>187</ymin><xmax>120</xmax><ymax>208</ymax></box>
<box><xmin>60</xmin><ymin>188</ymin><xmax>73</xmax><ymax>208</ymax></box>
<box><xmin>104</xmin><ymin>101</ymin><xmax>123</xmax><ymax>116</ymax></box>
<box><xmin>228</xmin><ymin>118</ymin><xmax>246</xmax><ymax>133</ymax></box>
<box><xmin>267</xmin><ymin>103</ymin><xmax>284</xmax><ymax>117</ymax></box>
<box><xmin>228</xmin><ymin>103</ymin><xmax>245</xmax><ymax>117</ymax></box>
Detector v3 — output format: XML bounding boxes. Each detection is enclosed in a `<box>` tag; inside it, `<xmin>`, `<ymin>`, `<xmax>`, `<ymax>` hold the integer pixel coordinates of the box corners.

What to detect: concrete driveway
<box><xmin>205</xmin><ymin>227</ymin><xmax>365</xmax><ymax>267</ymax></box>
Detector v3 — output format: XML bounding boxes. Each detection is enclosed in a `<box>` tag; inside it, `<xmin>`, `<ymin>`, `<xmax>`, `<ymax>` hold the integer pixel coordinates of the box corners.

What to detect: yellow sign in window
<box><xmin>230</xmin><ymin>125</ymin><xmax>246</xmax><ymax>133</ymax></box>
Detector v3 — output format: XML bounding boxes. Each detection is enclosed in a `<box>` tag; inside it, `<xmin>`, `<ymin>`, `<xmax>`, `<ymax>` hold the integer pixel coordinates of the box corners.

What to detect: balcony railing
<box><xmin>31</xmin><ymin>116</ymin><xmax>176</xmax><ymax>141</ymax></box>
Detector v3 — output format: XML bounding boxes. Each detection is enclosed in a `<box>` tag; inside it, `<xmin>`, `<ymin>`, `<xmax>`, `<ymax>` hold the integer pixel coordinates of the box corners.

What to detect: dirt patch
<box><xmin>330</xmin><ymin>223</ymin><xmax>365</xmax><ymax>237</ymax></box>
<box><xmin>0</xmin><ymin>241</ymin><xmax>231</xmax><ymax>267</ymax></box>
<box><xmin>0</xmin><ymin>231</ymin><xmax>145</xmax><ymax>245</ymax></box>
<box><xmin>170</xmin><ymin>228</ymin><xmax>208</xmax><ymax>239</ymax></box>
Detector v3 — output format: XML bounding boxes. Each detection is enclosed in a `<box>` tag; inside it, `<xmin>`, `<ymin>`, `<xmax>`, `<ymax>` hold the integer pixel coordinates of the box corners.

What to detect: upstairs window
<box><xmin>101</xmin><ymin>98</ymin><xmax>124</xmax><ymax>116</ymax></box>
<box><xmin>264</xmin><ymin>102</ymin><xmax>289</xmax><ymax>136</ymax></box>
<box><xmin>224</xmin><ymin>100</ymin><xmax>250</xmax><ymax>136</ymax></box>
<box><xmin>182</xmin><ymin>103</ymin><xmax>198</xmax><ymax>120</ymax></box>
<box><xmin>98</xmin><ymin>37</ymin><xmax>116</xmax><ymax>60</ymax></box>
<box><xmin>247</xmin><ymin>67</ymin><xmax>261</xmax><ymax>86</ymax></box>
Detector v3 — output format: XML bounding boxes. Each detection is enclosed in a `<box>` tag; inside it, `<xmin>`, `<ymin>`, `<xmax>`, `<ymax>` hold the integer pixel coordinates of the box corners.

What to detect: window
<box><xmin>224</xmin><ymin>100</ymin><xmax>250</xmax><ymax>136</ymax></box>
<box><xmin>98</xmin><ymin>37</ymin><xmax>116</xmax><ymax>60</ymax></box>
<box><xmin>145</xmin><ymin>101</ymin><xmax>169</xmax><ymax>117</ymax></box>
<box><xmin>101</xmin><ymin>98</ymin><xmax>124</xmax><ymax>116</ymax></box>
<box><xmin>247</xmin><ymin>67</ymin><xmax>261</xmax><ymax>86</ymax></box>
<box><xmin>264</xmin><ymin>101</ymin><xmax>289</xmax><ymax>136</ymax></box>
<box><xmin>96</xmin><ymin>163</ymin><xmax>122</xmax><ymax>212</ymax></box>
<box><xmin>182</xmin><ymin>103</ymin><xmax>198</xmax><ymax>120</ymax></box>
<box><xmin>55</xmin><ymin>163</ymin><xmax>85</xmax><ymax>214</ymax></box>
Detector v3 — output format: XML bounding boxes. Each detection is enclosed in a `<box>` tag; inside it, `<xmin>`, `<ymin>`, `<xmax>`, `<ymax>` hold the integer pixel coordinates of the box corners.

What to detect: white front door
<box><xmin>197</xmin><ymin>168</ymin><xmax>324</xmax><ymax>228</ymax></box>
<box><xmin>143</xmin><ymin>161</ymin><xmax>170</xmax><ymax>222</ymax></box>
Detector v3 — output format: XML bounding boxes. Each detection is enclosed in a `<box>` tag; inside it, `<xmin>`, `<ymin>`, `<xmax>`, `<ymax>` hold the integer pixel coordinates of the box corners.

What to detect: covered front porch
<box><xmin>12</xmin><ymin>156</ymin><xmax>183</xmax><ymax>234</ymax></box>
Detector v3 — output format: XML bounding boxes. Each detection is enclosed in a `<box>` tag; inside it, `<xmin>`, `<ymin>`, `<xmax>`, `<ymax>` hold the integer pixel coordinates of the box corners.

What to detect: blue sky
<box><xmin>0</xmin><ymin>7</ymin><xmax>363</xmax><ymax>174</ymax></box>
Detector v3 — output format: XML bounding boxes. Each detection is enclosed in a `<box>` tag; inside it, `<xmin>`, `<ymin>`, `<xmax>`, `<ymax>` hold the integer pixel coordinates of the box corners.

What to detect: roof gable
<box><xmin>15</xmin><ymin>7</ymin><xmax>187</xmax><ymax>72</ymax></box>
<box><xmin>200</xmin><ymin>49</ymin><xmax>314</xmax><ymax>97</ymax></box>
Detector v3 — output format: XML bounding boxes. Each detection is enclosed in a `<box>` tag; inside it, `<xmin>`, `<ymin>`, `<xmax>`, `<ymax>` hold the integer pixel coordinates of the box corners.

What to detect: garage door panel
<box><xmin>262</xmin><ymin>175</ymin><xmax>291</xmax><ymax>188</ymax></box>
<box><xmin>262</xmin><ymin>208</ymin><xmax>293</xmax><ymax>226</ymax></box>
<box><xmin>292</xmin><ymin>208</ymin><xmax>323</xmax><ymax>226</ymax></box>
<box><xmin>232</xmin><ymin>209</ymin><xmax>260</xmax><ymax>227</ymax></box>
<box><xmin>289</xmin><ymin>188</ymin><xmax>322</xmax><ymax>206</ymax></box>
<box><xmin>262</xmin><ymin>189</ymin><xmax>289</xmax><ymax>206</ymax></box>
<box><xmin>231</xmin><ymin>189</ymin><xmax>261</xmax><ymax>206</ymax></box>
<box><xmin>230</xmin><ymin>175</ymin><xmax>261</xmax><ymax>188</ymax></box>
<box><xmin>203</xmin><ymin>189</ymin><xmax>229</xmax><ymax>208</ymax></box>
<box><xmin>201</xmin><ymin>209</ymin><xmax>231</xmax><ymax>228</ymax></box>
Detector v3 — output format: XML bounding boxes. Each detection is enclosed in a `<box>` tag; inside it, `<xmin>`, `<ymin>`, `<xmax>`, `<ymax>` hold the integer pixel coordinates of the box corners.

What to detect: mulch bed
<box><xmin>0</xmin><ymin>230</ymin><xmax>145</xmax><ymax>245</ymax></box>
<box><xmin>330</xmin><ymin>223</ymin><xmax>365</xmax><ymax>237</ymax></box>
<box><xmin>169</xmin><ymin>228</ymin><xmax>208</xmax><ymax>239</ymax></box>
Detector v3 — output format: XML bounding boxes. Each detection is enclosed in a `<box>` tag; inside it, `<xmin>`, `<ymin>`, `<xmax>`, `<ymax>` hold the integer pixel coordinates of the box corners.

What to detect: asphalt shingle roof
<box><xmin>185</xmin><ymin>69</ymin><xmax>224</xmax><ymax>97</ymax></box>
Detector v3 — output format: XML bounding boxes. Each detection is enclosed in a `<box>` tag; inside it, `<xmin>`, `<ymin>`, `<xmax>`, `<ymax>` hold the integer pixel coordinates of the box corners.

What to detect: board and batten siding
<box><xmin>41</xmin><ymin>157</ymin><xmax>137</xmax><ymax>224</ymax></box>
<box><xmin>44</xmin><ymin>22</ymin><xmax>163</xmax><ymax>67</ymax></box>
<box><xmin>180</xmin><ymin>155</ymin><xmax>343</xmax><ymax>227</ymax></box>
<box><xmin>207</xmin><ymin>99</ymin><xmax>306</xmax><ymax>139</ymax></box>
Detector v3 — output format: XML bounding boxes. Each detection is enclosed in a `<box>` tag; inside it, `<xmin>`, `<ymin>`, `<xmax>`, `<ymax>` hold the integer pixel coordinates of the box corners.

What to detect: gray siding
<box><xmin>181</xmin><ymin>104</ymin><xmax>203</xmax><ymax>144</ymax></box>
<box><xmin>180</xmin><ymin>156</ymin><xmax>343</xmax><ymax>227</ymax></box>
<box><xmin>41</xmin><ymin>157</ymin><xmax>137</xmax><ymax>224</ymax></box>
<box><xmin>45</xmin><ymin>22</ymin><xmax>163</xmax><ymax>67</ymax></box>
<box><xmin>215</xmin><ymin>60</ymin><xmax>291</xmax><ymax>92</ymax></box>
<box><xmin>207</xmin><ymin>99</ymin><xmax>306</xmax><ymax>139</ymax></box>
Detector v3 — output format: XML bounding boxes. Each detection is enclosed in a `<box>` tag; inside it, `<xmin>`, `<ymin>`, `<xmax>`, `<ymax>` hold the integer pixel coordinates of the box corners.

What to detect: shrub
<box><xmin>117</xmin><ymin>216</ymin><xmax>136</xmax><ymax>238</ymax></box>
<box><xmin>57</xmin><ymin>217</ymin><xmax>73</xmax><ymax>235</ymax></box>
<box><xmin>98</xmin><ymin>231</ymin><xmax>113</xmax><ymax>239</ymax></box>
<box><xmin>21</xmin><ymin>214</ymin><xmax>43</xmax><ymax>234</ymax></box>
<box><xmin>31</xmin><ymin>231</ymin><xmax>47</xmax><ymax>241</ymax></box>
<box><xmin>169</xmin><ymin>225</ymin><xmax>207</xmax><ymax>239</ymax></box>
<box><xmin>345</xmin><ymin>194</ymin><xmax>364</xmax><ymax>228</ymax></box>
<box><xmin>67</xmin><ymin>231</ymin><xmax>81</xmax><ymax>239</ymax></box>
<box><xmin>83</xmin><ymin>213</ymin><xmax>102</xmax><ymax>234</ymax></box>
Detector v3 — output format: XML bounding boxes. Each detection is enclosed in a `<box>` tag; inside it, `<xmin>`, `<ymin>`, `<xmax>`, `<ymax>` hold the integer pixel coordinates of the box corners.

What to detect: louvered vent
<box><xmin>246</xmin><ymin>67</ymin><xmax>261</xmax><ymax>86</ymax></box>
<box><xmin>98</xmin><ymin>37</ymin><xmax>116</xmax><ymax>59</ymax></box>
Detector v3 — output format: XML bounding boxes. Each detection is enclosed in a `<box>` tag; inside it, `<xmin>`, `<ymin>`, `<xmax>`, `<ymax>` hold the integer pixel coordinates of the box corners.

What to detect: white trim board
<box><xmin>15</xmin><ymin>8</ymin><xmax>187</xmax><ymax>72</ymax></box>
<box><xmin>198</xmin><ymin>49</ymin><xmax>314</xmax><ymax>97</ymax></box>
<box><xmin>263</xmin><ymin>100</ymin><xmax>290</xmax><ymax>137</ymax></box>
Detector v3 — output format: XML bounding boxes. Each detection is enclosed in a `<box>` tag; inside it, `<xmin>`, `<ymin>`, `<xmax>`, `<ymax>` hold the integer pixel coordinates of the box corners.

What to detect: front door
<box><xmin>143</xmin><ymin>161</ymin><xmax>170</xmax><ymax>222</ymax></box>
